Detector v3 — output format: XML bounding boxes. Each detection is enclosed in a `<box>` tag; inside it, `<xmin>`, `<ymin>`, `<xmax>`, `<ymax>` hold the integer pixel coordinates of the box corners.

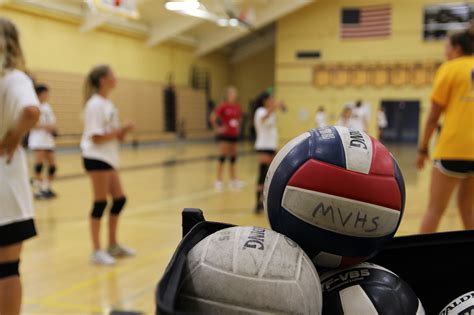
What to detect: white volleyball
<box><xmin>177</xmin><ymin>226</ymin><xmax>322</xmax><ymax>314</ymax></box>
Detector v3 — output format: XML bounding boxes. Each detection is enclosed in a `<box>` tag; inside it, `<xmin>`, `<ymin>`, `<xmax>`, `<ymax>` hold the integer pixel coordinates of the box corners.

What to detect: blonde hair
<box><xmin>0</xmin><ymin>17</ymin><xmax>25</xmax><ymax>73</ymax></box>
<box><xmin>83</xmin><ymin>64</ymin><xmax>111</xmax><ymax>104</ymax></box>
<box><xmin>224</xmin><ymin>86</ymin><xmax>237</xmax><ymax>101</ymax></box>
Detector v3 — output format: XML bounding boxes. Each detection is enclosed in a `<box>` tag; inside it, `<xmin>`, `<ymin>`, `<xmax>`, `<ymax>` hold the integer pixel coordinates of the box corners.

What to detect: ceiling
<box><xmin>2</xmin><ymin>0</ymin><xmax>312</xmax><ymax>59</ymax></box>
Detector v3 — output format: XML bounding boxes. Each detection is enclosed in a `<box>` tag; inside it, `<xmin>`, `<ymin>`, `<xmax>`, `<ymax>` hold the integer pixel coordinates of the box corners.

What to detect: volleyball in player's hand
<box><xmin>320</xmin><ymin>262</ymin><xmax>425</xmax><ymax>315</ymax></box>
<box><xmin>264</xmin><ymin>127</ymin><xmax>405</xmax><ymax>268</ymax></box>
<box><xmin>177</xmin><ymin>226</ymin><xmax>323</xmax><ymax>314</ymax></box>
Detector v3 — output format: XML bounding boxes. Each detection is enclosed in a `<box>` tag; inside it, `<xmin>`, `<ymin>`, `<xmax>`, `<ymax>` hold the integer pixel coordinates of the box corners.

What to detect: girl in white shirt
<box><xmin>315</xmin><ymin>106</ymin><xmax>327</xmax><ymax>128</ymax></box>
<box><xmin>81</xmin><ymin>65</ymin><xmax>134</xmax><ymax>266</ymax></box>
<box><xmin>253</xmin><ymin>90</ymin><xmax>285</xmax><ymax>213</ymax></box>
<box><xmin>28</xmin><ymin>84</ymin><xmax>57</xmax><ymax>199</ymax></box>
<box><xmin>0</xmin><ymin>17</ymin><xmax>40</xmax><ymax>315</ymax></box>
<box><xmin>350</xmin><ymin>100</ymin><xmax>371</xmax><ymax>132</ymax></box>
<box><xmin>335</xmin><ymin>105</ymin><xmax>357</xmax><ymax>129</ymax></box>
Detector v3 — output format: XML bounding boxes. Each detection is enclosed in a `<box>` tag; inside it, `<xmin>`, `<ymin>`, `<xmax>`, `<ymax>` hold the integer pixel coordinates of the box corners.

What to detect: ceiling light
<box><xmin>165</xmin><ymin>1</ymin><xmax>200</xmax><ymax>11</ymax></box>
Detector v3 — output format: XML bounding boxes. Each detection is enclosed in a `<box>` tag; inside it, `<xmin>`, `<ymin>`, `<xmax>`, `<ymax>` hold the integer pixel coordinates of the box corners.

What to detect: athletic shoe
<box><xmin>108</xmin><ymin>244</ymin><xmax>136</xmax><ymax>257</ymax></box>
<box><xmin>229</xmin><ymin>179</ymin><xmax>245</xmax><ymax>190</ymax></box>
<box><xmin>34</xmin><ymin>191</ymin><xmax>48</xmax><ymax>200</ymax></box>
<box><xmin>90</xmin><ymin>250</ymin><xmax>116</xmax><ymax>266</ymax></box>
<box><xmin>214</xmin><ymin>180</ymin><xmax>224</xmax><ymax>191</ymax></box>
<box><xmin>44</xmin><ymin>189</ymin><xmax>57</xmax><ymax>198</ymax></box>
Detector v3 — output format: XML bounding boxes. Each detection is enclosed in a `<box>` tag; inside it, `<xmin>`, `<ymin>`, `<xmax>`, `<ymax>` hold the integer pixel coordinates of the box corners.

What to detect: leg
<box><xmin>419</xmin><ymin>167</ymin><xmax>460</xmax><ymax>233</ymax></box>
<box><xmin>32</xmin><ymin>150</ymin><xmax>45</xmax><ymax>181</ymax></box>
<box><xmin>216</xmin><ymin>141</ymin><xmax>229</xmax><ymax>183</ymax></box>
<box><xmin>229</xmin><ymin>142</ymin><xmax>238</xmax><ymax>180</ymax></box>
<box><xmin>255</xmin><ymin>153</ymin><xmax>274</xmax><ymax>212</ymax></box>
<box><xmin>87</xmin><ymin>171</ymin><xmax>111</xmax><ymax>251</ymax></box>
<box><xmin>46</xmin><ymin>151</ymin><xmax>57</xmax><ymax>190</ymax></box>
<box><xmin>457</xmin><ymin>176</ymin><xmax>474</xmax><ymax>230</ymax></box>
<box><xmin>0</xmin><ymin>243</ymin><xmax>22</xmax><ymax>315</ymax></box>
<box><xmin>108</xmin><ymin>170</ymin><xmax>125</xmax><ymax>247</ymax></box>
<box><xmin>32</xmin><ymin>150</ymin><xmax>45</xmax><ymax>197</ymax></box>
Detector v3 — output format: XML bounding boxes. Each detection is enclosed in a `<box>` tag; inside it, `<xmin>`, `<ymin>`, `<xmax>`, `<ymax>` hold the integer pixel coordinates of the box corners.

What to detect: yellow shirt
<box><xmin>431</xmin><ymin>56</ymin><xmax>474</xmax><ymax>160</ymax></box>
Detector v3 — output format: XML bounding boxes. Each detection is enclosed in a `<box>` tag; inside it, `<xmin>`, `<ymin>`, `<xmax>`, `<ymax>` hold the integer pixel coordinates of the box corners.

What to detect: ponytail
<box><xmin>0</xmin><ymin>17</ymin><xmax>25</xmax><ymax>74</ymax></box>
<box><xmin>254</xmin><ymin>91</ymin><xmax>272</xmax><ymax>110</ymax></box>
<box><xmin>83</xmin><ymin>64</ymin><xmax>110</xmax><ymax>105</ymax></box>
<box><xmin>449</xmin><ymin>23</ymin><xmax>474</xmax><ymax>55</ymax></box>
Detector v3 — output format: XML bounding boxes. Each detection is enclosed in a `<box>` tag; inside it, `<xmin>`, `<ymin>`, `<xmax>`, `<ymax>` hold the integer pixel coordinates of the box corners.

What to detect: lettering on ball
<box><xmin>440</xmin><ymin>292</ymin><xmax>474</xmax><ymax>315</ymax></box>
<box><xmin>312</xmin><ymin>202</ymin><xmax>380</xmax><ymax>233</ymax></box>
<box><xmin>349</xmin><ymin>130</ymin><xmax>367</xmax><ymax>150</ymax></box>
<box><xmin>322</xmin><ymin>269</ymin><xmax>371</xmax><ymax>292</ymax></box>
<box><xmin>243</xmin><ymin>227</ymin><xmax>266</xmax><ymax>250</ymax></box>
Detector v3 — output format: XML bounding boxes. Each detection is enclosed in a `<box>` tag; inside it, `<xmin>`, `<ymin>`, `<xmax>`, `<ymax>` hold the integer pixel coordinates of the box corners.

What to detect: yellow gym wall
<box><xmin>0</xmin><ymin>7</ymin><xmax>230</xmax><ymax>101</ymax></box>
<box><xmin>231</xmin><ymin>46</ymin><xmax>276</xmax><ymax>112</ymax></box>
<box><xmin>275</xmin><ymin>0</ymin><xmax>449</xmax><ymax>141</ymax></box>
<box><xmin>0</xmin><ymin>6</ymin><xmax>233</xmax><ymax>143</ymax></box>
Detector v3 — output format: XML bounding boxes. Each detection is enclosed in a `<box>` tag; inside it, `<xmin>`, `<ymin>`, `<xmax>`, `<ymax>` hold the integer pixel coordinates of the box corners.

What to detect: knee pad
<box><xmin>258</xmin><ymin>164</ymin><xmax>269</xmax><ymax>185</ymax></box>
<box><xmin>218</xmin><ymin>155</ymin><xmax>226</xmax><ymax>163</ymax></box>
<box><xmin>229</xmin><ymin>156</ymin><xmax>237</xmax><ymax>164</ymax></box>
<box><xmin>110</xmin><ymin>197</ymin><xmax>127</xmax><ymax>216</ymax></box>
<box><xmin>0</xmin><ymin>260</ymin><xmax>20</xmax><ymax>279</ymax></box>
<box><xmin>48</xmin><ymin>165</ymin><xmax>57</xmax><ymax>177</ymax></box>
<box><xmin>34</xmin><ymin>163</ymin><xmax>43</xmax><ymax>175</ymax></box>
<box><xmin>91</xmin><ymin>200</ymin><xmax>107</xmax><ymax>219</ymax></box>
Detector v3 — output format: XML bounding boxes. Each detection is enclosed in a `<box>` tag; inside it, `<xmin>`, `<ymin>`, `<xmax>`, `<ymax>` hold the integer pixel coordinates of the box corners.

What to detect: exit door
<box><xmin>380</xmin><ymin>100</ymin><xmax>420</xmax><ymax>143</ymax></box>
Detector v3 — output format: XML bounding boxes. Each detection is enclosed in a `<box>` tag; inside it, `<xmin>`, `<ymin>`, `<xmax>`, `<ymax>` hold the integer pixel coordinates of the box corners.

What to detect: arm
<box><xmin>260</xmin><ymin>107</ymin><xmax>275</xmax><ymax>122</ymax></box>
<box><xmin>210</xmin><ymin>106</ymin><xmax>226</xmax><ymax>134</ymax></box>
<box><xmin>91</xmin><ymin>130</ymin><xmax>121</xmax><ymax>144</ymax></box>
<box><xmin>416</xmin><ymin>102</ymin><xmax>443</xmax><ymax>169</ymax></box>
<box><xmin>210</xmin><ymin>109</ymin><xmax>219</xmax><ymax>130</ymax></box>
<box><xmin>91</xmin><ymin>122</ymin><xmax>134</xmax><ymax>144</ymax></box>
<box><xmin>0</xmin><ymin>106</ymin><xmax>40</xmax><ymax>163</ymax></box>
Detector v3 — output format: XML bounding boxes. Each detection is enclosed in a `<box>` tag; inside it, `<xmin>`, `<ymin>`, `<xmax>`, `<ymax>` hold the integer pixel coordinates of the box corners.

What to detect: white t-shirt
<box><xmin>378</xmin><ymin>110</ymin><xmax>388</xmax><ymax>129</ymax></box>
<box><xmin>351</xmin><ymin>105</ymin><xmax>371</xmax><ymax>131</ymax></box>
<box><xmin>0</xmin><ymin>69</ymin><xmax>39</xmax><ymax>226</ymax></box>
<box><xmin>81</xmin><ymin>94</ymin><xmax>120</xmax><ymax>168</ymax></box>
<box><xmin>315</xmin><ymin>112</ymin><xmax>327</xmax><ymax>128</ymax></box>
<box><xmin>28</xmin><ymin>103</ymin><xmax>56</xmax><ymax>150</ymax></box>
<box><xmin>335</xmin><ymin>118</ymin><xmax>359</xmax><ymax>130</ymax></box>
<box><xmin>254</xmin><ymin>107</ymin><xmax>278</xmax><ymax>151</ymax></box>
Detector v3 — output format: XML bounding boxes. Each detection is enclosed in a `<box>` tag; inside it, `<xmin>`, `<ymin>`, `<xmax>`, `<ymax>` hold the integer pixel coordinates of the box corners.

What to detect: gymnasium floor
<box><xmin>21</xmin><ymin>141</ymin><xmax>463</xmax><ymax>315</ymax></box>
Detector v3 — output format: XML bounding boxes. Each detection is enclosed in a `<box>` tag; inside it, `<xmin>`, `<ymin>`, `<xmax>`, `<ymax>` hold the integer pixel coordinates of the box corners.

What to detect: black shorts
<box><xmin>83</xmin><ymin>158</ymin><xmax>114</xmax><ymax>172</ymax></box>
<box><xmin>216</xmin><ymin>135</ymin><xmax>239</xmax><ymax>143</ymax></box>
<box><xmin>256</xmin><ymin>149</ymin><xmax>277</xmax><ymax>155</ymax></box>
<box><xmin>434</xmin><ymin>160</ymin><xmax>474</xmax><ymax>178</ymax></box>
<box><xmin>0</xmin><ymin>219</ymin><xmax>37</xmax><ymax>246</ymax></box>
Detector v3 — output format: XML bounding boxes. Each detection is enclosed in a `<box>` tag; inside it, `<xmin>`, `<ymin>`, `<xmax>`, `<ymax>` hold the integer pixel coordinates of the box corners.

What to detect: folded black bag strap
<box><xmin>182</xmin><ymin>208</ymin><xmax>206</xmax><ymax>238</ymax></box>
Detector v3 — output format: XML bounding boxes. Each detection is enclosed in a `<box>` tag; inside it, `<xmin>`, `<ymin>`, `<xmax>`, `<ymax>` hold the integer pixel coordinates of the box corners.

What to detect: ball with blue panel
<box><xmin>264</xmin><ymin>126</ymin><xmax>405</xmax><ymax>268</ymax></box>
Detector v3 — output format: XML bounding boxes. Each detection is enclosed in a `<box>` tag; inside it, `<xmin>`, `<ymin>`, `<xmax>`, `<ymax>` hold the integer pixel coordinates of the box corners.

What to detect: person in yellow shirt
<box><xmin>417</xmin><ymin>25</ymin><xmax>474</xmax><ymax>233</ymax></box>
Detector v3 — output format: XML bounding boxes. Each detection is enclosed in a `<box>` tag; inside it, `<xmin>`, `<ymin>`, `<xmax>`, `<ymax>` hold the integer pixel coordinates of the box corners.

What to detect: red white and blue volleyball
<box><xmin>263</xmin><ymin>126</ymin><xmax>405</xmax><ymax>268</ymax></box>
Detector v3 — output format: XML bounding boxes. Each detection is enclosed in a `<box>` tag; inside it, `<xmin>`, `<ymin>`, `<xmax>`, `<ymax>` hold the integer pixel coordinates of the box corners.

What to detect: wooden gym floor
<box><xmin>20</xmin><ymin>141</ymin><xmax>464</xmax><ymax>314</ymax></box>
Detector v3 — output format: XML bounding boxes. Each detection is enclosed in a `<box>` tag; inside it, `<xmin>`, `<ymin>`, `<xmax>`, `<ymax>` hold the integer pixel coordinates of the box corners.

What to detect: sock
<box><xmin>42</xmin><ymin>179</ymin><xmax>50</xmax><ymax>192</ymax></box>
<box><xmin>33</xmin><ymin>179</ymin><xmax>42</xmax><ymax>194</ymax></box>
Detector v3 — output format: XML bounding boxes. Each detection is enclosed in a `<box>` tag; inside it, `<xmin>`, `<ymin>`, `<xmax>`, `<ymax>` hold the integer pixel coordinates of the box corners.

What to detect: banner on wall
<box><xmin>423</xmin><ymin>3</ymin><xmax>474</xmax><ymax>41</ymax></box>
<box><xmin>312</xmin><ymin>61</ymin><xmax>442</xmax><ymax>88</ymax></box>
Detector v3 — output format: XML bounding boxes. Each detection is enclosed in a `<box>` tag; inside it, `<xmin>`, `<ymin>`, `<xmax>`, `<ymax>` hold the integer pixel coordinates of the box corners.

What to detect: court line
<box><xmin>37</xmin><ymin>247</ymin><xmax>174</xmax><ymax>309</ymax></box>
<box><xmin>55</xmin><ymin>150</ymin><xmax>256</xmax><ymax>181</ymax></box>
<box><xmin>25</xmin><ymin>298</ymin><xmax>103</xmax><ymax>314</ymax></box>
<box><xmin>126</xmin><ymin>188</ymin><xmax>221</xmax><ymax>217</ymax></box>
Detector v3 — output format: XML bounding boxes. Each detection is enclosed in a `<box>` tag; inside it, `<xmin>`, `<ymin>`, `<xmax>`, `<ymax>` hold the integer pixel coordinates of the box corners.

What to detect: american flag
<box><xmin>340</xmin><ymin>4</ymin><xmax>392</xmax><ymax>39</ymax></box>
